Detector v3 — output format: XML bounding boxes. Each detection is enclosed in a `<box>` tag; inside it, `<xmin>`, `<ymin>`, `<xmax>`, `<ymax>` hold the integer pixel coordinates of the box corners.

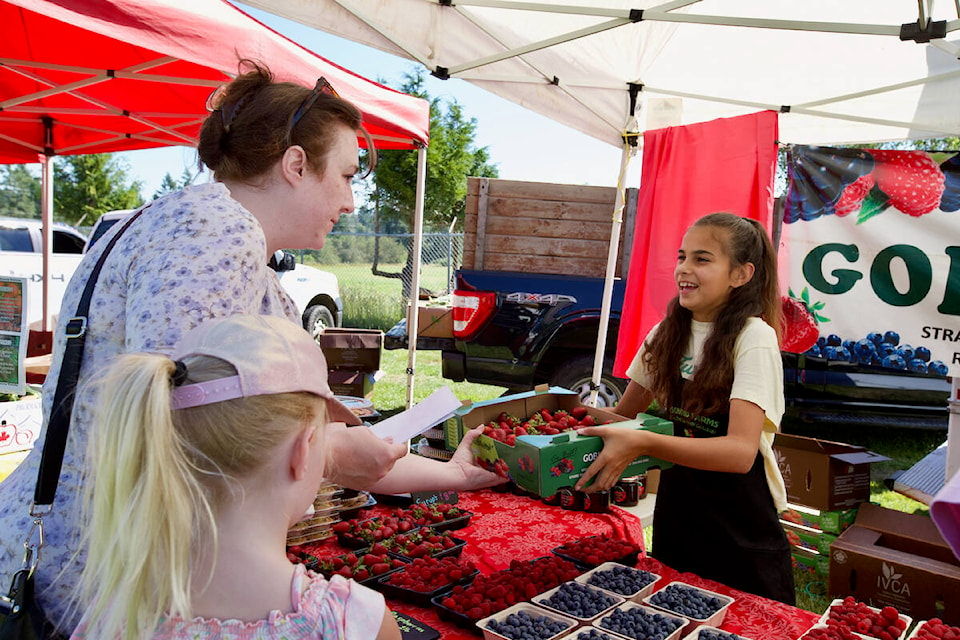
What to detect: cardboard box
<box><xmin>327</xmin><ymin>369</ymin><xmax>376</xmax><ymax>399</ymax></box>
<box><xmin>463</xmin><ymin>388</ymin><xmax>673</xmax><ymax>497</ymax></box>
<box><xmin>780</xmin><ymin>502</ymin><xmax>859</xmax><ymax>534</ymax></box>
<box><xmin>319</xmin><ymin>328</ymin><xmax>382</xmax><ymax>373</ymax></box>
<box><xmin>773</xmin><ymin>433</ymin><xmax>890</xmax><ymax>511</ymax></box>
<box><xmin>782</xmin><ymin>520</ymin><xmax>839</xmax><ymax>555</ymax></box>
<box><xmin>829</xmin><ymin>503</ymin><xmax>960</xmax><ymax>625</ymax></box>
<box><xmin>417</xmin><ymin>305</ymin><xmax>453</xmax><ymax>338</ymax></box>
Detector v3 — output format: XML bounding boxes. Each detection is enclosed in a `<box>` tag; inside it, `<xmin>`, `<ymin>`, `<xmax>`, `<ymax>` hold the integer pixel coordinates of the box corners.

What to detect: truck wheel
<box><xmin>305</xmin><ymin>304</ymin><xmax>336</xmax><ymax>341</ymax></box>
<box><xmin>550</xmin><ymin>355</ymin><xmax>627</xmax><ymax>408</ymax></box>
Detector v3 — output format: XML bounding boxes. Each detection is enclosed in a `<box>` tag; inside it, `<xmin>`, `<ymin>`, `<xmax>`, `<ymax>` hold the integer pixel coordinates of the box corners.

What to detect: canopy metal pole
<box><xmin>588</xmin><ymin>118</ymin><xmax>638</xmax><ymax>407</ymax></box>
<box><xmin>948</xmin><ymin>377</ymin><xmax>960</xmax><ymax>483</ymax></box>
<box><xmin>405</xmin><ymin>144</ymin><xmax>427</xmax><ymax>409</ymax></box>
<box><xmin>40</xmin><ymin>153</ymin><xmax>53</xmax><ymax>333</ymax></box>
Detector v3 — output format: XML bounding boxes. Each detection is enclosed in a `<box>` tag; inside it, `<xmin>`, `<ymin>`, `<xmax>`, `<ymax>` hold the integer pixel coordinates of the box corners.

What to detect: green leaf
<box><xmin>857</xmin><ymin>185</ymin><xmax>890</xmax><ymax>225</ymax></box>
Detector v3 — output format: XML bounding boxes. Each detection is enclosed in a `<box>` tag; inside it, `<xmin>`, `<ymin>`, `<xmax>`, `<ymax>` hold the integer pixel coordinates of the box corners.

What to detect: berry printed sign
<box><xmin>780</xmin><ymin>145</ymin><xmax>960</xmax><ymax>377</ymax></box>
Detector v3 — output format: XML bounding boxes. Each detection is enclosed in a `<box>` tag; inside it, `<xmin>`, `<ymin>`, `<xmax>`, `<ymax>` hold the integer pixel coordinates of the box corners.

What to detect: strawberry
<box><xmin>570</xmin><ymin>406</ymin><xmax>588</xmax><ymax>419</ymax></box>
<box><xmin>781</xmin><ymin>288</ymin><xmax>828</xmax><ymax>354</ymax></box>
<box><xmin>868</xmin><ymin>149</ymin><xmax>945</xmax><ymax>218</ymax></box>
<box><xmin>371</xmin><ymin>562</ymin><xmax>392</xmax><ymax>575</ymax></box>
<box><xmin>835</xmin><ymin>173</ymin><xmax>875</xmax><ymax>217</ymax></box>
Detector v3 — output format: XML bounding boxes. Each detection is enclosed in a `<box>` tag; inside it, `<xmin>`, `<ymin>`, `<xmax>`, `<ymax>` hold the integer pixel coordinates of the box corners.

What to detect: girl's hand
<box><xmin>448</xmin><ymin>425</ymin><xmax>509</xmax><ymax>490</ymax></box>
<box><xmin>574</xmin><ymin>426</ymin><xmax>647</xmax><ymax>493</ymax></box>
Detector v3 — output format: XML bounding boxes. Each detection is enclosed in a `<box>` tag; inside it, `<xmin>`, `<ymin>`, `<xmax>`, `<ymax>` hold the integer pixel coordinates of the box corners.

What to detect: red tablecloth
<box><xmin>302</xmin><ymin>488</ymin><xmax>821</xmax><ymax>639</ymax></box>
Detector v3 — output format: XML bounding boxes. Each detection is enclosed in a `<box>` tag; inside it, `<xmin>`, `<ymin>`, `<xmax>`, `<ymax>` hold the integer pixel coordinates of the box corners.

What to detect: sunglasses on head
<box><xmin>285</xmin><ymin>77</ymin><xmax>340</xmax><ymax>148</ymax></box>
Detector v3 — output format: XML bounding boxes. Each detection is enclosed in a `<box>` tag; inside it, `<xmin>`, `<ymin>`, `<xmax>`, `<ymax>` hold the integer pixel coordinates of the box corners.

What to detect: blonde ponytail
<box><xmin>77</xmin><ymin>354</ymin><xmax>213</xmax><ymax>640</ymax></box>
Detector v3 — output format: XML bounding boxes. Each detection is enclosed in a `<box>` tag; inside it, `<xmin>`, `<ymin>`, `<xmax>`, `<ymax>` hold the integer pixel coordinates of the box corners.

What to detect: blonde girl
<box><xmin>576</xmin><ymin>212</ymin><xmax>794</xmax><ymax>604</ymax></box>
<box><xmin>71</xmin><ymin>315</ymin><xmax>401</xmax><ymax>640</ymax></box>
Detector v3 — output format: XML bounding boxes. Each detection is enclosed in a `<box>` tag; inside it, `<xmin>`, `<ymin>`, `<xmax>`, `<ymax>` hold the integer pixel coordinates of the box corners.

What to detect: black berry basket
<box><xmin>424</xmin><ymin>509</ymin><xmax>473</xmax><ymax>532</ymax></box>
<box><xmin>430</xmin><ymin>594</ymin><xmax>486</xmax><ymax>635</ymax></box>
<box><xmin>377</xmin><ymin>564</ymin><xmax>479</xmax><ymax>608</ymax></box>
<box><xmin>385</xmin><ymin>528</ymin><xmax>467</xmax><ymax>562</ymax></box>
<box><xmin>551</xmin><ymin>535</ymin><xmax>642</xmax><ymax>569</ymax></box>
<box><xmin>335</xmin><ymin>515</ymin><xmax>420</xmax><ymax>549</ymax></box>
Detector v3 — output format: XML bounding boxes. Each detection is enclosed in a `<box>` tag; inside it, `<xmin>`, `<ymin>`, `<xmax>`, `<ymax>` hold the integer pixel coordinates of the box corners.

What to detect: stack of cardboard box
<box><xmin>318</xmin><ymin>328</ymin><xmax>383</xmax><ymax>400</ymax></box>
<box><xmin>773</xmin><ymin>433</ymin><xmax>889</xmax><ymax>580</ymax></box>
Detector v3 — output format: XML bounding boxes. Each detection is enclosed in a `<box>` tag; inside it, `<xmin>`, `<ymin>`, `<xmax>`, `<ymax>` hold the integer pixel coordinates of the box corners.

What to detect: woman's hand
<box><xmin>324</xmin><ymin>423</ymin><xmax>408</xmax><ymax>489</ymax></box>
<box><xmin>574</xmin><ymin>426</ymin><xmax>648</xmax><ymax>493</ymax></box>
<box><xmin>446</xmin><ymin>425</ymin><xmax>509</xmax><ymax>490</ymax></box>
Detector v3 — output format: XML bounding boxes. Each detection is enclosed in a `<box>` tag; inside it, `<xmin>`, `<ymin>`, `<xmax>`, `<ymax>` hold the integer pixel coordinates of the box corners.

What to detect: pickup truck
<box><xmin>385</xmin><ymin>178</ymin><xmax>951</xmax><ymax>427</ymax></box>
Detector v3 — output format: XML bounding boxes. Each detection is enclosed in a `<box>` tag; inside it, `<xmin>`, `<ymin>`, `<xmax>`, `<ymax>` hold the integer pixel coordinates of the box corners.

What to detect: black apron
<box><xmin>651</xmin><ymin>379</ymin><xmax>796</xmax><ymax>605</ymax></box>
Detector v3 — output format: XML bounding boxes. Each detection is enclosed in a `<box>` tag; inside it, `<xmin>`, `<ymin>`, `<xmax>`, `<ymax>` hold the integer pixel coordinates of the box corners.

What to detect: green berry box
<box><xmin>782</xmin><ymin>520</ymin><xmax>839</xmax><ymax>556</ymax></box>
<box><xmin>463</xmin><ymin>388</ymin><xmax>673</xmax><ymax>497</ymax></box>
<box><xmin>780</xmin><ymin>502</ymin><xmax>859</xmax><ymax>534</ymax></box>
<box><xmin>790</xmin><ymin>545</ymin><xmax>830</xmax><ymax>578</ymax></box>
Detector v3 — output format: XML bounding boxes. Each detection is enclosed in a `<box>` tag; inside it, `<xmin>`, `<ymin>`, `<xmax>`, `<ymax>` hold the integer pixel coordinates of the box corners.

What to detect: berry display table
<box><xmin>300</xmin><ymin>487</ymin><xmax>821</xmax><ymax>639</ymax></box>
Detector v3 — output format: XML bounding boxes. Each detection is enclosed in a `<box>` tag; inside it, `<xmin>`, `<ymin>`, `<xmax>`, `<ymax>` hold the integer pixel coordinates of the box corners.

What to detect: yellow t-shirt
<box><xmin>626</xmin><ymin>317</ymin><xmax>787</xmax><ymax>511</ymax></box>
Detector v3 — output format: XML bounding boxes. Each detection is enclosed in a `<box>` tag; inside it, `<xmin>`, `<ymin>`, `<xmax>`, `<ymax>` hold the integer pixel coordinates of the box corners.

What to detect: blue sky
<box><xmin>117</xmin><ymin>3</ymin><xmax>640</xmax><ymax>198</ymax></box>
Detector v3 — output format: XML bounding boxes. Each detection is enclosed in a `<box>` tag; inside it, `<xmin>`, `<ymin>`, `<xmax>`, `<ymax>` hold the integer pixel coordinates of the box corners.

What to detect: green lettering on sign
<box><xmin>870</xmin><ymin>245</ymin><xmax>931</xmax><ymax>307</ymax></box>
<box><xmin>803</xmin><ymin>243</ymin><xmax>861</xmax><ymax>294</ymax></box>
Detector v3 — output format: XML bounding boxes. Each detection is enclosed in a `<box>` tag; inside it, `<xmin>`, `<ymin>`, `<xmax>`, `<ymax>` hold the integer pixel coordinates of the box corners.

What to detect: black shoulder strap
<box><xmin>33</xmin><ymin>206</ymin><xmax>149</xmax><ymax>507</ymax></box>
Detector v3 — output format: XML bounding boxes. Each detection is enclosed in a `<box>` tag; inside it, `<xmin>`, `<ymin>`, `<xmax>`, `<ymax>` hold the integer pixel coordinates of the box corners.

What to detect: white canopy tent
<box><xmin>246</xmin><ymin>0</ymin><xmax>960</xmax><ymax>480</ymax></box>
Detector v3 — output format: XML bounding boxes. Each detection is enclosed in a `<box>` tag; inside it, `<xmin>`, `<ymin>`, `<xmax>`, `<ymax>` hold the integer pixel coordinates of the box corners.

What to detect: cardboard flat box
<box><xmin>780</xmin><ymin>502</ymin><xmax>859</xmax><ymax>534</ymax></box>
<box><xmin>417</xmin><ymin>305</ymin><xmax>453</xmax><ymax>338</ymax></box>
<box><xmin>462</xmin><ymin>388</ymin><xmax>672</xmax><ymax>497</ymax></box>
<box><xmin>773</xmin><ymin>433</ymin><xmax>889</xmax><ymax>511</ymax></box>
<box><xmin>327</xmin><ymin>369</ymin><xmax>376</xmax><ymax>399</ymax></box>
<box><xmin>829</xmin><ymin>503</ymin><xmax>960</xmax><ymax>625</ymax></box>
<box><xmin>319</xmin><ymin>328</ymin><xmax>382</xmax><ymax>373</ymax></box>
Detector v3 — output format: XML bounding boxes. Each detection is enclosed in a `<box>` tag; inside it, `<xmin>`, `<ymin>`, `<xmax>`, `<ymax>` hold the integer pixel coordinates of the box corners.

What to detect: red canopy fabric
<box><xmin>0</xmin><ymin>0</ymin><xmax>430</xmax><ymax>164</ymax></box>
<box><xmin>613</xmin><ymin>112</ymin><xmax>779</xmax><ymax>378</ymax></box>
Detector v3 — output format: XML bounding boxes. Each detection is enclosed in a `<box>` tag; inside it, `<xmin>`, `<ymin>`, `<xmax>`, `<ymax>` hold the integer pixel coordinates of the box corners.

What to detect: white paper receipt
<box><xmin>369</xmin><ymin>386</ymin><xmax>461</xmax><ymax>443</ymax></box>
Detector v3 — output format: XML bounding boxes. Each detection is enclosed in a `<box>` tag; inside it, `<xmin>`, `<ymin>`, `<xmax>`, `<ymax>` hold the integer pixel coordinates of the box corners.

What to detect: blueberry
<box><xmin>883</xmin><ymin>330</ymin><xmax>900</xmax><ymax>346</ymax></box>
<box><xmin>882</xmin><ymin>354</ymin><xmax>907</xmax><ymax>370</ymax></box>
<box><xmin>867</xmin><ymin>332</ymin><xmax>883</xmax><ymax>345</ymax></box>
<box><xmin>915</xmin><ymin>346</ymin><xmax>932</xmax><ymax>362</ymax></box>
<box><xmin>854</xmin><ymin>339</ymin><xmax>875</xmax><ymax>358</ymax></box>
<box><xmin>908</xmin><ymin>358</ymin><xmax>928</xmax><ymax>373</ymax></box>
<box><xmin>896</xmin><ymin>344</ymin><xmax>915</xmax><ymax>361</ymax></box>
<box><xmin>877</xmin><ymin>342</ymin><xmax>896</xmax><ymax>358</ymax></box>
<box><xmin>805</xmin><ymin>344</ymin><xmax>822</xmax><ymax>357</ymax></box>
<box><xmin>929</xmin><ymin>360</ymin><xmax>950</xmax><ymax>376</ymax></box>
<box><xmin>825</xmin><ymin>334</ymin><xmax>842</xmax><ymax>346</ymax></box>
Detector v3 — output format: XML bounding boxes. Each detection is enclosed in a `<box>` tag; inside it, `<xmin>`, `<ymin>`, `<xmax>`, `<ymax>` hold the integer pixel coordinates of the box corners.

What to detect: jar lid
<box><xmin>334</xmin><ymin>395</ymin><xmax>376</xmax><ymax>419</ymax></box>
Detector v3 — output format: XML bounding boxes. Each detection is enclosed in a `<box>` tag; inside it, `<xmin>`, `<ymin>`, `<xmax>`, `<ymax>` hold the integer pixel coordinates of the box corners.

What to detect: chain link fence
<box><xmin>294</xmin><ymin>231</ymin><xmax>464</xmax><ymax>330</ymax></box>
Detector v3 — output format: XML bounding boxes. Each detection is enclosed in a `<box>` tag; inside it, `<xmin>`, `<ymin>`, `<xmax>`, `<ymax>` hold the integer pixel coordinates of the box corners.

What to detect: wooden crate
<box><xmin>462</xmin><ymin>177</ymin><xmax>638</xmax><ymax>278</ymax></box>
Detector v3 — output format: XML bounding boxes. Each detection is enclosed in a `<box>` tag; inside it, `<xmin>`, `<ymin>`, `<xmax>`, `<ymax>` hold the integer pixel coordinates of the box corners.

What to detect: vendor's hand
<box><xmin>324</xmin><ymin>423</ymin><xmax>407</xmax><ymax>490</ymax></box>
<box><xmin>448</xmin><ymin>425</ymin><xmax>509</xmax><ymax>490</ymax></box>
<box><xmin>574</xmin><ymin>426</ymin><xmax>647</xmax><ymax>493</ymax></box>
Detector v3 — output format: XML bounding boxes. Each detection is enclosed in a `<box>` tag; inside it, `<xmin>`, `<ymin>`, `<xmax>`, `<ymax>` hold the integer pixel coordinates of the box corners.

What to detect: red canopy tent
<box><xmin>0</xmin><ymin>0</ymin><xmax>431</xmax><ymax>336</ymax></box>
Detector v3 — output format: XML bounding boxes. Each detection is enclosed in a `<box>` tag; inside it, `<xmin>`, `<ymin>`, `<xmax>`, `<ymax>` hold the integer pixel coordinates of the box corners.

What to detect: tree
<box><xmin>0</xmin><ymin>165</ymin><xmax>41</xmax><ymax>218</ymax></box>
<box><xmin>53</xmin><ymin>154</ymin><xmax>143</xmax><ymax>226</ymax></box>
<box><xmin>364</xmin><ymin>68</ymin><xmax>499</xmax><ymax>294</ymax></box>
<box><xmin>153</xmin><ymin>166</ymin><xmax>200</xmax><ymax>200</ymax></box>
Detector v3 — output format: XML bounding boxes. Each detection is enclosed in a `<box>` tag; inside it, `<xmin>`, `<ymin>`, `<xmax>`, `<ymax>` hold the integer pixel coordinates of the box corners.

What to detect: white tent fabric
<box><xmin>241</xmin><ymin>0</ymin><xmax>960</xmax><ymax>147</ymax></box>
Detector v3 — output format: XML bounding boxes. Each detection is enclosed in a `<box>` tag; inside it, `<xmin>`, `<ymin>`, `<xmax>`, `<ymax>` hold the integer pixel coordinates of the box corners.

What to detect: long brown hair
<box><xmin>643</xmin><ymin>213</ymin><xmax>781</xmax><ymax>416</ymax></box>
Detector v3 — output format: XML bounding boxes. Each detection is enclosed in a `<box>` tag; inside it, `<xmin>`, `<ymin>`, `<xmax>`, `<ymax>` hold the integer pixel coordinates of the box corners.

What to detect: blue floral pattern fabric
<box><xmin>0</xmin><ymin>182</ymin><xmax>300</xmax><ymax>634</ymax></box>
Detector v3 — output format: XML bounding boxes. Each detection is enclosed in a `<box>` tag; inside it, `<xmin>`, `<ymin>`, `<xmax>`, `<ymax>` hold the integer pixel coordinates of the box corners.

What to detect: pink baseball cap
<box><xmin>169</xmin><ymin>314</ymin><xmax>362</xmax><ymax>426</ymax></box>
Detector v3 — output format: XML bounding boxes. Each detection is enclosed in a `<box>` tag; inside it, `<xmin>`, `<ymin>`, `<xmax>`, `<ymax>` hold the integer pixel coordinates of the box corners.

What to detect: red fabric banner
<box><xmin>614</xmin><ymin>111</ymin><xmax>780</xmax><ymax>377</ymax></box>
